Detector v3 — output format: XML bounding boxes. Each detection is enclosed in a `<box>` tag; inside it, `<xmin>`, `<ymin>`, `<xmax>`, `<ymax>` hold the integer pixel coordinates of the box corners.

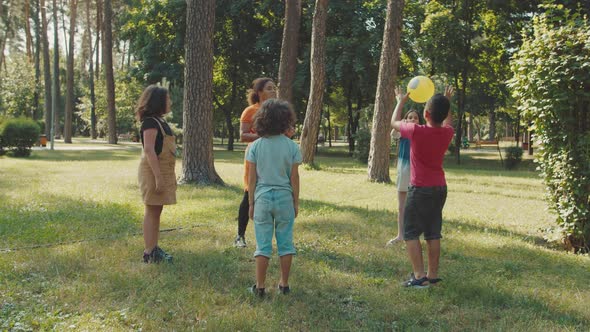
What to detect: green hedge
<box><xmin>0</xmin><ymin>117</ymin><xmax>41</xmax><ymax>157</ymax></box>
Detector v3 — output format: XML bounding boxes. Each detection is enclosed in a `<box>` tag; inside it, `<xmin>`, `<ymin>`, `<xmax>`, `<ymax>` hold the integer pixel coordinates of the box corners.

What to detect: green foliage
<box><xmin>0</xmin><ymin>56</ymin><xmax>38</xmax><ymax>118</ymax></box>
<box><xmin>0</xmin><ymin>117</ymin><xmax>41</xmax><ymax>157</ymax></box>
<box><xmin>504</xmin><ymin>146</ymin><xmax>523</xmax><ymax>170</ymax></box>
<box><xmin>77</xmin><ymin>72</ymin><xmax>144</xmax><ymax>136</ymax></box>
<box><xmin>353</xmin><ymin>127</ymin><xmax>371</xmax><ymax>164</ymax></box>
<box><xmin>509</xmin><ymin>4</ymin><xmax>590</xmax><ymax>252</ymax></box>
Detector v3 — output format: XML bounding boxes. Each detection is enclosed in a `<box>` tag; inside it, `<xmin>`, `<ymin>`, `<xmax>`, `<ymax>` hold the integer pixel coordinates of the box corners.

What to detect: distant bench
<box><xmin>474</xmin><ymin>140</ymin><xmax>504</xmax><ymax>167</ymax></box>
<box><xmin>475</xmin><ymin>140</ymin><xmax>498</xmax><ymax>148</ymax></box>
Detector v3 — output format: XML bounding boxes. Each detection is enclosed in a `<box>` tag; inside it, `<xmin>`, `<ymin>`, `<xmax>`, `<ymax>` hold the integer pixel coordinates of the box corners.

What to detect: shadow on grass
<box><xmin>28</xmin><ymin>148</ymin><xmax>140</xmax><ymax>161</ymax></box>
<box><xmin>0</xmin><ymin>193</ymin><xmax>141</xmax><ymax>248</ymax></box>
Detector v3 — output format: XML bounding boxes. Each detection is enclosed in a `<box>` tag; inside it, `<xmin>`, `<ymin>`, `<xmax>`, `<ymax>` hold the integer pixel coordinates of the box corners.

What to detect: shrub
<box><xmin>1</xmin><ymin>117</ymin><xmax>41</xmax><ymax>157</ymax></box>
<box><xmin>504</xmin><ymin>147</ymin><xmax>523</xmax><ymax>170</ymax></box>
<box><xmin>509</xmin><ymin>4</ymin><xmax>590</xmax><ymax>252</ymax></box>
<box><xmin>353</xmin><ymin>127</ymin><xmax>371</xmax><ymax>164</ymax></box>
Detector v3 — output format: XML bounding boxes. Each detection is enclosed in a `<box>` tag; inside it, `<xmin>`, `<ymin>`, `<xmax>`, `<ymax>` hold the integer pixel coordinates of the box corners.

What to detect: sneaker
<box><xmin>278</xmin><ymin>284</ymin><xmax>290</xmax><ymax>295</ymax></box>
<box><xmin>401</xmin><ymin>273</ymin><xmax>429</xmax><ymax>288</ymax></box>
<box><xmin>153</xmin><ymin>246</ymin><xmax>173</xmax><ymax>263</ymax></box>
<box><xmin>234</xmin><ymin>235</ymin><xmax>247</xmax><ymax>248</ymax></box>
<box><xmin>428</xmin><ymin>277</ymin><xmax>442</xmax><ymax>285</ymax></box>
<box><xmin>385</xmin><ymin>237</ymin><xmax>402</xmax><ymax>247</ymax></box>
<box><xmin>142</xmin><ymin>251</ymin><xmax>152</xmax><ymax>263</ymax></box>
<box><xmin>249</xmin><ymin>284</ymin><xmax>265</xmax><ymax>298</ymax></box>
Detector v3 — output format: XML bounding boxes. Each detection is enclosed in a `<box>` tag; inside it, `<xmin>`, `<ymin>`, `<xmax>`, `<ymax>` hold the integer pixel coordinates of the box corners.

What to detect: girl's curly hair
<box><xmin>253</xmin><ymin>99</ymin><xmax>296</xmax><ymax>137</ymax></box>
<box><xmin>135</xmin><ymin>85</ymin><xmax>169</xmax><ymax>121</ymax></box>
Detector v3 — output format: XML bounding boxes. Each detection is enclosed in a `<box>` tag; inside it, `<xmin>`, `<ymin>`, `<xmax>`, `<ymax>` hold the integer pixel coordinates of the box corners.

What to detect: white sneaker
<box><xmin>234</xmin><ymin>235</ymin><xmax>247</xmax><ymax>248</ymax></box>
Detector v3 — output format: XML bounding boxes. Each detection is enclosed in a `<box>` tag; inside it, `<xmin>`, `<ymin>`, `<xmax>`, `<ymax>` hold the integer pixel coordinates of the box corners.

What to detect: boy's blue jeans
<box><xmin>253</xmin><ymin>189</ymin><xmax>296</xmax><ymax>258</ymax></box>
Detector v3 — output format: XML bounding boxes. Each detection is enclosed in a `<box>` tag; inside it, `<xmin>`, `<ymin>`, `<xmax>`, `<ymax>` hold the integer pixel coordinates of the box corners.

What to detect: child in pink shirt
<box><xmin>390</xmin><ymin>86</ymin><xmax>455</xmax><ymax>288</ymax></box>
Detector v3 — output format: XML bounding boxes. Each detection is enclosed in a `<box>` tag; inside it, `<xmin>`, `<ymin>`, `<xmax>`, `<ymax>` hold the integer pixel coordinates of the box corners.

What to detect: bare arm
<box><xmin>247</xmin><ymin>162</ymin><xmax>257</xmax><ymax>219</ymax></box>
<box><xmin>443</xmin><ymin>86</ymin><xmax>455</xmax><ymax>127</ymax></box>
<box><xmin>291</xmin><ymin>164</ymin><xmax>300</xmax><ymax>217</ymax></box>
<box><xmin>143</xmin><ymin>129</ymin><xmax>163</xmax><ymax>192</ymax></box>
<box><xmin>390</xmin><ymin>87</ymin><xmax>410</xmax><ymax>131</ymax></box>
<box><xmin>240</xmin><ymin>122</ymin><xmax>259</xmax><ymax>142</ymax></box>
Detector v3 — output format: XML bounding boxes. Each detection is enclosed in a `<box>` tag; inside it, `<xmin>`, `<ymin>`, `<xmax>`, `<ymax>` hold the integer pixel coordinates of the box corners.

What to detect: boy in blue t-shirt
<box><xmin>246</xmin><ymin>99</ymin><xmax>302</xmax><ymax>297</ymax></box>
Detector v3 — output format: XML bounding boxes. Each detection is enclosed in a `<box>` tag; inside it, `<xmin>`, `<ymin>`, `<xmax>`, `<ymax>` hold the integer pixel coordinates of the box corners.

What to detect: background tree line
<box><xmin>0</xmin><ymin>0</ymin><xmax>588</xmax><ymax>250</ymax></box>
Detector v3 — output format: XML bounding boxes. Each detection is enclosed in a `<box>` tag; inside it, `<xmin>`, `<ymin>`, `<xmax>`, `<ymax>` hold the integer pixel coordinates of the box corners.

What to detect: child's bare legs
<box><xmin>387</xmin><ymin>191</ymin><xmax>406</xmax><ymax>246</ymax></box>
<box><xmin>143</xmin><ymin>204</ymin><xmax>163</xmax><ymax>253</ymax></box>
<box><xmin>255</xmin><ymin>256</ymin><xmax>270</xmax><ymax>289</ymax></box>
<box><xmin>405</xmin><ymin>239</ymin><xmax>426</xmax><ymax>278</ymax></box>
<box><xmin>279</xmin><ymin>254</ymin><xmax>293</xmax><ymax>287</ymax></box>
<box><xmin>426</xmin><ymin>239</ymin><xmax>440</xmax><ymax>279</ymax></box>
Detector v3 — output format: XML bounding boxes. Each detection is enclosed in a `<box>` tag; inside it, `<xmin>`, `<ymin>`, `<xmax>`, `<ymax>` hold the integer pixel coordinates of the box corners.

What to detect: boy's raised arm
<box><xmin>390</xmin><ymin>87</ymin><xmax>410</xmax><ymax>131</ymax></box>
<box><xmin>443</xmin><ymin>86</ymin><xmax>455</xmax><ymax>127</ymax></box>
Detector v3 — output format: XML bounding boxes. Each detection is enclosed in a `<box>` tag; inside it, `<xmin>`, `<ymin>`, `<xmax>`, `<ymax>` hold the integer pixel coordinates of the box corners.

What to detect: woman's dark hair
<box><xmin>135</xmin><ymin>85</ymin><xmax>169</xmax><ymax>121</ymax></box>
<box><xmin>247</xmin><ymin>77</ymin><xmax>273</xmax><ymax>105</ymax></box>
<box><xmin>253</xmin><ymin>99</ymin><xmax>296</xmax><ymax>137</ymax></box>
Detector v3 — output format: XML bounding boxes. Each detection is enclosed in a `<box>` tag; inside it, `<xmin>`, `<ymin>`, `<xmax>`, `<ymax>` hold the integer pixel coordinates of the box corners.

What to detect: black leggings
<box><xmin>237</xmin><ymin>190</ymin><xmax>250</xmax><ymax>236</ymax></box>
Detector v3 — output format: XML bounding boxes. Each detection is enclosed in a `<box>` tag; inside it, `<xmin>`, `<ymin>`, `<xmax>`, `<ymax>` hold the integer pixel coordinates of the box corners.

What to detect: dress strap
<box><xmin>146</xmin><ymin>117</ymin><xmax>168</xmax><ymax>137</ymax></box>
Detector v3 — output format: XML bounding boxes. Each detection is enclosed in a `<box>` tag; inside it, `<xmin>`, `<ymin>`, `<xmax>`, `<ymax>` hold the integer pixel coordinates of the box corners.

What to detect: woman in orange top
<box><xmin>234</xmin><ymin>77</ymin><xmax>277</xmax><ymax>247</ymax></box>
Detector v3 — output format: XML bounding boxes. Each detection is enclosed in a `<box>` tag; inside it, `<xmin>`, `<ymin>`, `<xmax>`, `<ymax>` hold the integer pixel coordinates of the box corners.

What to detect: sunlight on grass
<box><xmin>1</xmin><ymin>144</ymin><xmax>588</xmax><ymax>330</ymax></box>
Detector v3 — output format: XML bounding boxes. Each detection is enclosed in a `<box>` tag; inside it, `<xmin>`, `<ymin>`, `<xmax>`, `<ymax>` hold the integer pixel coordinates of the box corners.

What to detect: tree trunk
<box><xmin>25</xmin><ymin>0</ymin><xmax>34</xmax><ymax>63</ymax></box>
<box><xmin>52</xmin><ymin>0</ymin><xmax>62</xmax><ymax>140</ymax></box>
<box><xmin>0</xmin><ymin>0</ymin><xmax>14</xmax><ymax>75</ymax></box>
<box><xmin>33</xmin><ymin>0</ymin><xmax>42</xmax><ymax>120</ymax></box>
<box><xmin>40</xmin><ymin>0</ymin><xmax>52</xmax><ymax>136</ymax></box>
<box><xmin>300</xmin><ymin>0</ymin><xmax>328</xmax><ymax>166</ymax></box>
<box><xmin>95</xmin><ymin>0</ymin><xmax>101</xmax><ymax>78</ymax></box>
<box><xmin>346</xmin><ymin>81</ymin><xmax>354</xmax><ymax>155</ymax></box>
<box><xmin>180</xmin><ymin>0</ymin><xmax>223</xmax><ymax>185</ymax></box>
<box><xmin>367</xmin><ymin>0</ymin><xmax>404</xmax><ymax>183</ymax></box>
<box><xmin>488</xmin><ymin>109</ymin><xmax>496</xmax><ymax>140</ymax></box>
<box><xmin>64</xmin><ymin>0</ymin><xmax>77</xmax><ymax>143</ymax></box>
<box><xmin>277</xmin><ymin>0</ymin><xmax>301</xmax><ymax>104</ymax></box>
<box><xmin>87</xmin><ymin>0</ymin><xmax>97</xmax><ymax>139</ymax></box>
<box><xmin>103</xmin><ymin>0</ymin><xmax>117</xmax><ymax>144</ymax></box>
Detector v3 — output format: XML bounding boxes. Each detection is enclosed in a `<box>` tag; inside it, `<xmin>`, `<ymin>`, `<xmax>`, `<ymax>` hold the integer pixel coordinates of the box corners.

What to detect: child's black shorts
<box><xmin>403</xmin><ymin>186</ymin><xmax>447</xmax><ymax>240</ymax></box>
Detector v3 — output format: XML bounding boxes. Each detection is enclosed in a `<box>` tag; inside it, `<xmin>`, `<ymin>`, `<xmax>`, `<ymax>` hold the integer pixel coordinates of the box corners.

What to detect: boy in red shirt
<box><xmin>390</xmin><ymin>86</ymin><xmax>455</xmax><ymax>288</ymax></box>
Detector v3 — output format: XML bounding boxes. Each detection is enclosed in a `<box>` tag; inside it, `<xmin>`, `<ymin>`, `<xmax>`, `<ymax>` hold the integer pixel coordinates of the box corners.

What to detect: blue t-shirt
<box><xmin>245</xmin><ymin>135</ymin><xmax>302</xmax><ymax>200</ymax></box>
<box><xmin>398</xmin><ymin>137</ymin><xmax>410</xmax><ymax>164</ymax></box>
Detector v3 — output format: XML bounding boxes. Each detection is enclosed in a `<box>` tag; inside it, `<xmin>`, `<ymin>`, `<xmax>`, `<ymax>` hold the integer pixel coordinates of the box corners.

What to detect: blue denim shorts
<box><xmin>253</xmin><ymin>189</ymin><xmax>296</xmax><ymax>258</ymax></box>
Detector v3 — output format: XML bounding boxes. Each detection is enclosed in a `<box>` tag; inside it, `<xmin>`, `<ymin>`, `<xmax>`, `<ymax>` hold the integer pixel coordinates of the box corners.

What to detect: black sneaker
<box><xmin>278</xmin><ymin>284</ymin><xmax>290</xmax><ymax>295</ymax></box>
<box><xmin>142</xmin><ymin>251</ymin><xmax>152</xmax><ymax>263</ymax></box>
<box><xmin>153</xmin><ymin>246</ymin><xmax>173</xmax><ymax>263</ymax></box>
<box><xmin>402</xmin><ymin>274</ymin><xmax>429</xmax><ymax>288</ymax></box>
<box><xmin>249</xmin><ymin>284</ymin><xmax>265</xmax><ymax>298</ymax></box>
<box><xmin>428</xmin><ymin>277</ymin><xmax>442</xmax><ymax>285</ymax></box>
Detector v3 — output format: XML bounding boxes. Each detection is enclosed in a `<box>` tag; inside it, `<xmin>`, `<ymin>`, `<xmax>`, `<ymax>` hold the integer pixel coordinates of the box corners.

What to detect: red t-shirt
<box><xmin>400</xmin><ymin>122</ymin><xmax>454</xmax><ymax>187</ymax></box>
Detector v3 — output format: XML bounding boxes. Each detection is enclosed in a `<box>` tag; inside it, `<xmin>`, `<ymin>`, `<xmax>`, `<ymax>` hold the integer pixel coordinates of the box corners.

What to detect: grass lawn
<box><xmin>1</xmin><ymin>140</ymin><xmax>589</xmax><ymax>331</ymax></box>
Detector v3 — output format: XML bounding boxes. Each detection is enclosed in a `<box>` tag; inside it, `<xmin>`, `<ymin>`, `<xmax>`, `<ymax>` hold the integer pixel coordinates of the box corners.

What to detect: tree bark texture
<box><xmin>180</xmin><ymin>0</ymin><xmax>223</xmax><ymax>185</ymax></box>
<box><xmin>25</xmin><ymin>0</ymin><xmax>34</xmax><ymax>63</ymax></box>
<box><xmin>277</xmin><ymin>0</ymin><xmax>301</xmax><ymax>104</ymax></box>
<box><xmin>33</xmin><ymin>0</ymin><xmax>42</xmax><ymax>120</ymax></box>
<box><xmin>86</xmin><ymin>0</ymin><xmax>97</xmax><ymax>139</ymax></box>
<box><xmin>40</xmin><ymin>0</ymin><xmax>52</xmax><ymax>136</ymax></box>
<box><xmin>300</xmin><ymin>0</ymin><xmax>328</xmax><ymax>165</ymax></box>
<box><xmin>52</xmin><ymin>0</ymin><xmax>61</xmax><ymax>138</ymax></box>
<box><xmin>64</xmin><ymin>0</ymin><xmax>77</xmax><ymax>143</ymax></box>
<box><xmin>103</xmin><ymin>0</ymin><xmax>117</xmax><ymax>144</ymax></box>
<box><xmin>367</xmin><ymin>0</ymin><xmax>404</xmax><ymax>183</ymax></box>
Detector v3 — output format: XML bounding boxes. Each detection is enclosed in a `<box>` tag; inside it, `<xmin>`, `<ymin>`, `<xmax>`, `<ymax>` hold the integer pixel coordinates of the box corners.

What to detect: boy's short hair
<box><xmin>253</xmin><ymin>99</ymin><xmax>296</xmax><ymax>136</ymax></box>
<box><xmin>425</xmin><ymin>94</ymin><xmax>450</xmax><ymax>124</ymax></box>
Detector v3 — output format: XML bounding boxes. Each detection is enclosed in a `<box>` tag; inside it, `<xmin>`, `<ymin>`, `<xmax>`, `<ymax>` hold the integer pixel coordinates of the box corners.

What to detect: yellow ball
<box><xmin>407</xmin><ymin>76</ymin><xmax>435</xmax><ymax>103</ymax></box>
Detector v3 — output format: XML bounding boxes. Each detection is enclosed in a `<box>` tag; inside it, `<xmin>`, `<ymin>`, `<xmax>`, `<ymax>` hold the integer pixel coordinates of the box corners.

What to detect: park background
<box><xmin>1</xmin><ymin>0</ymin><xmax>589</xmax><ymax>330</ymax></box>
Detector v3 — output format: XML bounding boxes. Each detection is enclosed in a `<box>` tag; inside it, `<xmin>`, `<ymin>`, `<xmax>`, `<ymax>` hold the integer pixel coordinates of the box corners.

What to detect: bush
<box><xmin>1</xmin><ymin>117</ymin><xmax>41</xmax><ymax>157</ymax></box>
<box><xmin>353</xmin><ymin>127</ymin><xmax>371</xmax><ymax>164</ymax></box>
<box><xmin>504</xmin><ymin>147</ymin><xmax>523</xmax><ymax>170</ymax></box>
<box><xmin>509</xmin><ymin>4</ymin><xmax>590</xmax><ymax>252</ymax></box>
